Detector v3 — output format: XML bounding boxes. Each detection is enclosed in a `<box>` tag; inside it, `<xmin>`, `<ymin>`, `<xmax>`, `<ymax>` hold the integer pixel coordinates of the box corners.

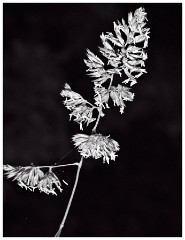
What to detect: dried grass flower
<box><xmin>3</xmin><ymin>164</ymin><xmax>44</xmax><ymax>191</ymax></box>
<box><xmin>38</xmin><ymin>169</ymin><xmax>63</xmax><ymax>196</ymax></box>
<box><xmin>69</xmin><ymin>104</ymin><xmax>96</xmax><ymax>130</ymax></box>
<box><xmin>3</xmin><ymin>165</ymin><xmax>64</xmax><ymax>195</ymax></box>
<box><xmin>110</xmin><ymin>84</ymin><xmax>134</xmax><ymax>114</ymax></box>
<box><xmin>61</xmin><ymin>83</ymin><xmax>96</xmax><ymax>129</ymax></box>
<box><xmin>61</xmin><ymin>83</ymin><xmax>87</xmax><ymax>110</ymax></box>
<box><xmin>94</xmin><ymin>86</ymin><xmax>110</xmax><ymax>108</ymax></box>
<box><xmin>84</xmin><ymin>7</ymin><xmax>149</xmax><ymax>87</ymax></box>
<box><xmin>72</xmin><ymin>133</ymin><xmax>120</xmax><ymax>164</ymax></box>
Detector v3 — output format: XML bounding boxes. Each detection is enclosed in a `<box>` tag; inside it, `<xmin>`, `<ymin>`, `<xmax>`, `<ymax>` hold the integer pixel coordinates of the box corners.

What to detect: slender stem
<box><xmin>92</xmin><ymin>75</ymin><xmax>114</xmax><ymax>134</ymax></box>
<box><xmin>108</xmin><ymin>75</ymin><xmax>113</xmax><ymax>90</ymax></box>
<box><xmin>54</xmin><ymin>75</ymin><xmax>114</xmax><ymax>236</ymax></box>
<box><xmin>92</xmin><ymin>107</ymin><xmax>102</xmax><ymax>133</ymax></box>
<box><xmin>35</xmin><ymin>162</ymin><xmax>79</xmax><ymax>169</ymax></box>
<box><xmin>54</xmin><ymin>157</ymin><xmax>84</xmax><ymax>237</ymax></box>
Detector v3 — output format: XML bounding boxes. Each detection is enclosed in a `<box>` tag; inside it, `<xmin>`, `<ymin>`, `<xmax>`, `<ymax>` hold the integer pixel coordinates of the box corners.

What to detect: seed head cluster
<box><xmin>3</xmin><ymin>164</ymin><xmax>66</xmax><ymax>195</ymax></box>
<box><xmin>4</xmin><ymin>8</ymin><xmax>150</xmax><ymax>197</ymax></box>
<box><xmin>72</xmin><ymin>133</ymin><xmax>120</xmax><ymax>164</ymax></box>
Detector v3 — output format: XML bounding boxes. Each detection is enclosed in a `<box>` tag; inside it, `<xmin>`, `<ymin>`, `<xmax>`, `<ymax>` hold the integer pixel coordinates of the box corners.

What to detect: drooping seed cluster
<box><xmin>3</xmin><ymin>164</ymin><xmax>67</xmax><ymax>195</ymax></box>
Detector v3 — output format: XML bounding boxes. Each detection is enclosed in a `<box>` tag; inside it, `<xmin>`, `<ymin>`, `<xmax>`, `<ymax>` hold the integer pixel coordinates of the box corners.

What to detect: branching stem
<box><xmin>54</xmin><ymin>77</ymin><xmax>109</xmax><ymax>237</ymax></box>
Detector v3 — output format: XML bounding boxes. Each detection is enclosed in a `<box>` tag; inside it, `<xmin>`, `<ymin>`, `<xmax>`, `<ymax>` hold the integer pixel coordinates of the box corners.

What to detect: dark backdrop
<box><xmin>3</xmin><ymin>3</ymin><xmax>182</xmax><ymax>237</ymax></box>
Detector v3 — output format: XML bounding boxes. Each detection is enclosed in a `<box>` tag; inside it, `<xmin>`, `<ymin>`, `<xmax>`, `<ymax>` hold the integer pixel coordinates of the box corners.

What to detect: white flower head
<box><xmin>84</xmin><ymin>8</ymin><xmax>149</xmax><ymax>87</ymax></box>
<box><xmin>134</xmin><ymin>7</ymin><xmax>148</xmax><ymax>24</ymax></box>
<box><xmin>61</xmin><ymin>83</ymin><xmax>86</xmax><ymax>110</ymax></box>
<box><xmin>72</xmin><ymin>133</ymin><xmax>120</xmax><ymax>164</ymax></box>
<box><xmin>84</xmin><ymin>49</ymin><xmax>119</xmax><ymax>87</ymax></box>
<box><xmin>3</xmin><ymin>165</ymin><xmax>65</xmax><ymax>195</ymax></box>
<box><xmin>69</xmin><ymin>104</ymin><xmax>96</xmax><ymax>130</ymax></box>
<box><xmin>61</xmin><ymin>83</ymin><xmax>96</xmax><ymax>129</ymax></box>
<box><xmin>128</xmin><ymin>7</ymin><xmax>148</xmax><ymax>33</ymax></box>
<box><xmin>94</xmin><ymin>86</ymin><xmax>110</xmax><ymax>108</ymax></box>
<box><xmin>84</xmin><ymin>49</ymin><xmax>104</xmax><ymax>68</ymax></box>
<box><xmin>3</xmin><ymin>165</ymin><xmax>44</xmax><ymax>191</ymax></box>
<box><xmin>110</xmin><ymin>84</ymin><xmax>134</xmax><ymax>114</ymax></box>
<box><xmin>38</xmin><ymin>169</ymin><xmax>63</xmax><ymax>196</ymax></box>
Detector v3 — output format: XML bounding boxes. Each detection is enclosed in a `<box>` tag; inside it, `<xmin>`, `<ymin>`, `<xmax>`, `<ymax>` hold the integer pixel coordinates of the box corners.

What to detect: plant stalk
<box><xmin>54</xmin><ymin>75</ymin><xmax>114</xmax><ymax>236</ymax></box>
<box><xmin>54</xmin><ymin>157</ymin><xmax>83</xmax><ymax>237</ymax></box>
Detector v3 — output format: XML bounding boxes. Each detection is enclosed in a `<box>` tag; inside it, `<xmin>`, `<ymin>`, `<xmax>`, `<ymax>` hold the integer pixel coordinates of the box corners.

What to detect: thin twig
<box><xmin>54</xmin><ymin>157</ymin><xmax>84</xmax><ymax>237</ymax></box>
<box><xmin>55</xmin><ymin>148</ymin><xmax>75</xmax><ymax>165</ymax></box>
<box><xmin>35</xmin><ymin>162</ymin><xmax>79</xmax><ymax>169</ymax></box>
<box><xmin>92</xmin><ymin>107</ymin><xmax>102</xmax><ymax>133</ymax></box>
<box><xmin>108</xmin><ymin>75</ymin><xmax>114</xmax><ymax>90</ymax></box>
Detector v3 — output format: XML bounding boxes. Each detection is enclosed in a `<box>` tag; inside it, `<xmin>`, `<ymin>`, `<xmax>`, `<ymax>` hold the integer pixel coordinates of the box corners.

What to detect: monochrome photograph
<box><xmin>3</xmin><ymin>3</ymin><xmax>182</xmax><ymax>237</ymax></box>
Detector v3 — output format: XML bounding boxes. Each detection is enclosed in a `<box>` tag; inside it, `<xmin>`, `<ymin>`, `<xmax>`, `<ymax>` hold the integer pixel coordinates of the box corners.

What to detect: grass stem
<box><xmin>54</xmin><ymin>157</ymin><xmax>83</xmax><ymax>237</ymax></box>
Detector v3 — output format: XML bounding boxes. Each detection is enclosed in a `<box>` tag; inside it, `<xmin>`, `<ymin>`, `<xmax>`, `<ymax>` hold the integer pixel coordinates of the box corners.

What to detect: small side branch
<box><xmin>35</xmin><ymin>162</ymin><xmax>79</xmax><ymax>169</ymax></box>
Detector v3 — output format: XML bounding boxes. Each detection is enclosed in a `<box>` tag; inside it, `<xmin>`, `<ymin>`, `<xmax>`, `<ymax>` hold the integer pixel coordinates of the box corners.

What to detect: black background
<box><xmin>3</xmin><ymin>3</ymin><xmax>182</xmax><ymax>237</ymax></box>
